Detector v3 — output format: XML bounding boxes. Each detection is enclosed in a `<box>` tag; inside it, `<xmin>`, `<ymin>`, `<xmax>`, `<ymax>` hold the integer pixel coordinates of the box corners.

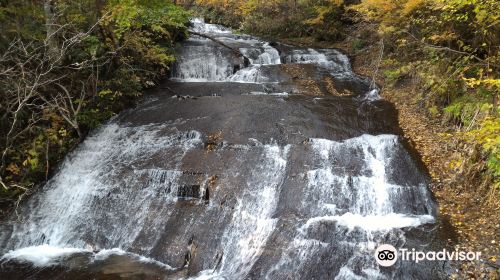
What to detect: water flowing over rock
<box><xmin>0</xmin><ymin>18</ymin><xmax>451</xmax><ymax>279</ymax></box>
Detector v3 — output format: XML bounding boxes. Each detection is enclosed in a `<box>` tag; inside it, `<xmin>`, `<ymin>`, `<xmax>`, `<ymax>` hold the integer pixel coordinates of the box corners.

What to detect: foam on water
<box><xmin>229</xmin><ymin>66</ymin><xmax>263</xmax><ymax>83</ymax></box>
<box><xmin>1</xmin><ymin>245</ymin><xmax>174</xmax><ymax>270</ymax></box>
<box><xmin>303</xmin><ymin>213</ymin><xmax>435</xmax><ymax>232</ymax></box>
<box><xmin>1</xmin><ymin>245</ymin><xmax>87</xmax><ymax>267</ymax></box>
<box><xmin>94</xmin><ymin>248</ymin><xmax>174</xmax><ymax>270</ymax></box>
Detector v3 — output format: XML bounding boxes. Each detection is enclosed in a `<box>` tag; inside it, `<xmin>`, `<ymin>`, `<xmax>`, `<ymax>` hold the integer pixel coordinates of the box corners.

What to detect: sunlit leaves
<box><xmin>351</xmin><ymin>0</ymin><xmax>499</xmax><ymax>180</ymax></box>
<box><xmin>104</xmin><ymin>0</ymin><xmax>190</xmax><ymax>38</ymax></box>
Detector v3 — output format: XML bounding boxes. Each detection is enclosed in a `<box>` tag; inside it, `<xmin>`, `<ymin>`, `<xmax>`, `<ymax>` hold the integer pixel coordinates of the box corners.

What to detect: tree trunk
<box><xmin>44</xmin><ymin>0</ymin><xmax>58</xmax><ymax>58</ymax></box>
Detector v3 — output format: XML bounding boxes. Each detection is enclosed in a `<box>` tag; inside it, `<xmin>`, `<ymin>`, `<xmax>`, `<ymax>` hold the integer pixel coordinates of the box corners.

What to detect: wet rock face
<box><xmin>177</xmin><ymin>185</ymin><xmax>201</xmax><ymax>199</ymax></box>
<box><xmin>0</xmin><ymin>18</ymin><xmax>451</xmax><ymax>280</ymax></box>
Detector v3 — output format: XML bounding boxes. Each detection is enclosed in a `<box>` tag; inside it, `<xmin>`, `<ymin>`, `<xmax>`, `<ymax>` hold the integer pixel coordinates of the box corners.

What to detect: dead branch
<box><xmin>188</xmin><ymin>31</ymin><xmax>250</xmax><ymax>66</ymax></box>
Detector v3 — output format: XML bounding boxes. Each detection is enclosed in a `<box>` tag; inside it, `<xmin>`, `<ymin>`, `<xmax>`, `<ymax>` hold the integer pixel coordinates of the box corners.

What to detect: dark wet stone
<box><xmin>177</xmin><ymin>185</ymin><xmax>201</xmax><ymax>200</ymax></box>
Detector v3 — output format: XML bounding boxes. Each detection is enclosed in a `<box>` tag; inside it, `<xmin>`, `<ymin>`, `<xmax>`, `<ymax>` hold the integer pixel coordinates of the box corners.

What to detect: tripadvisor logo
<box><xmin>375</xmin><ymin>244</ymin><xmax>398</xmax><ymax>267</ymax></box>
<box><xmin>374</xmin><ymin>244</ymin><xmax>482</xmax><ymax>267</ymax></box>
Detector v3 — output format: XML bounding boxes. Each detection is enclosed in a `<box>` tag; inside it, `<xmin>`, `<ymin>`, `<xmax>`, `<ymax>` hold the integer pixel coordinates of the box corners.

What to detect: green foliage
<box><xmin>352</xmin><ymin>0</ymin><xmax>499</xmax><ymax>182</ymax></box>
<box><xmin>0</xmin><ymin>0</ymin><xmax>190</xmax><ymax>202</ymax></box>
<box><xmin>190</xmin><ymin>0</ymin><xmax>346</xmax><ymax>40</ymax></box>
<box><xmin>105</xmin><ymin>0</ymin><xmax>189</xmax><ymax>38</ymax></box>
<box><xmin>382</xmin><ymin>59</ymin><xmax>413</xmax><ymax>82</ymax></box>
<box><xmin>0</xmin><ymin>1</ymin><xmax>46</xmax><ymax>43</ymax></box>
<box><xmin>352</xmin><ymin>39</ymin><xmax>366</xmax><ymax>51</ymax></box>
<box><xmin>444</xmin><ymin>96</ymin><xmax>494</xmax><ymax>127</ymax></box>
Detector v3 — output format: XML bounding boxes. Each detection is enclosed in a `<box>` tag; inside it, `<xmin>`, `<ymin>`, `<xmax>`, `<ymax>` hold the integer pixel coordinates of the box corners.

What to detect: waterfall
<box><xmin>0</xmin><ymin>18</ymin><xmax>448</xmax><ymax>280</ymax></box>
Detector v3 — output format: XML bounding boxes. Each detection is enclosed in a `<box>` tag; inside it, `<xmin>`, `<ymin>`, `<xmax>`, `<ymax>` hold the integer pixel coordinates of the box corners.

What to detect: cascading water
<box><xmin>0</xmin><ymin>18</ymin><xmax>450</xmax><ymax>279</ymax></box>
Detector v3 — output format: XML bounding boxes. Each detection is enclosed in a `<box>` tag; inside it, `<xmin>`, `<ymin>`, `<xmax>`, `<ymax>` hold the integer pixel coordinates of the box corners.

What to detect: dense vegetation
<box><xmin>0</xmin><ymin>0</ymin><xmax>190</xmax><ymax>208</ymax></box>
<box><xmin>184</xmin><ymin>0</ymin><xmax>499</xmax><ymax>202</ymax></box>
<box><xmin>187</xmin><ymin>0</ymin><xmax>352</xmax><ymax>40</ymax></box>
<box><xmin>355</xmin><ymin>0</ymin><xmax>499</xmax><ymax>195</ymax></box>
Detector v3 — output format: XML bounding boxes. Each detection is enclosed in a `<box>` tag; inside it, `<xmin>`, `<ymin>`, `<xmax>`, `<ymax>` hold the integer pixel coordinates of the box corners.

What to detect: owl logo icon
<box><xmin>375</xmin><ymin>244</ymin><xmax>398</xmax><ymax>267</ymax></box>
